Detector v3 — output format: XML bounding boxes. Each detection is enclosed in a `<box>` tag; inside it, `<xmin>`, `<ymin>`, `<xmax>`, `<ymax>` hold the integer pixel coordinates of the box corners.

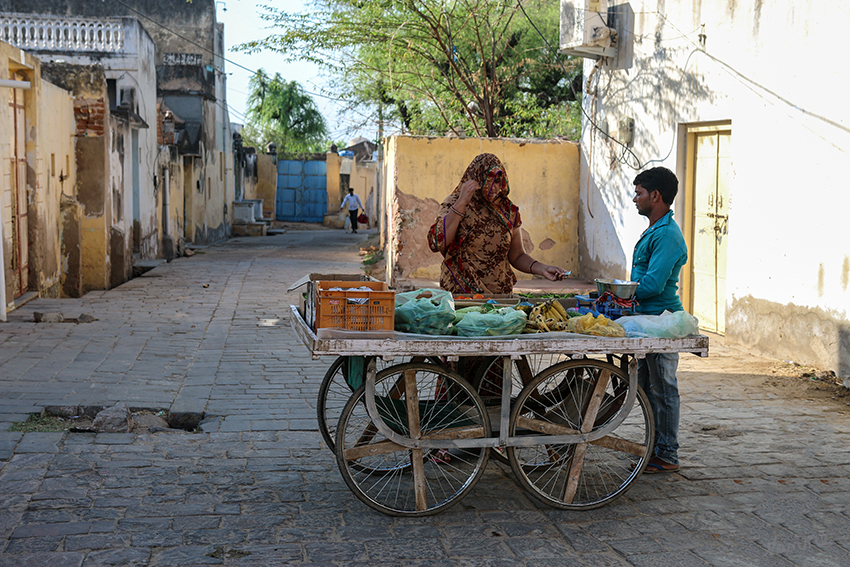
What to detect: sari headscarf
<box><xmin>427</xmin><ymin>153</ymin><xmax>522</xmax><ymax>294</ymax></box>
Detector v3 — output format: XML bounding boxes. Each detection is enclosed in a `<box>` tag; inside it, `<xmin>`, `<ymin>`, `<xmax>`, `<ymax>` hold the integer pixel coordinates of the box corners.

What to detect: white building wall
<box><xmin>575</xmin><ymin>0</ymin><xmax>849</xmax><ymax>374</ymax></box>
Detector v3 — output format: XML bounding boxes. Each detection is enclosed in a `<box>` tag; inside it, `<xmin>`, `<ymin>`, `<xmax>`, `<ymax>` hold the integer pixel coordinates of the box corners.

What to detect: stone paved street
<box><xmin>1</xmin><ymin>229</ymin><xmax>849</xmax><ymax>567</ymax></box>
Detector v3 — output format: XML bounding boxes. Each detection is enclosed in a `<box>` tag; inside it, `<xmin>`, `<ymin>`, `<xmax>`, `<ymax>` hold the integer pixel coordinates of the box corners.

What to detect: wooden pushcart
<box><xmin>291</xmin><ymin>305</ymin><xmax>709</xmax><ymax>516</ymax></box>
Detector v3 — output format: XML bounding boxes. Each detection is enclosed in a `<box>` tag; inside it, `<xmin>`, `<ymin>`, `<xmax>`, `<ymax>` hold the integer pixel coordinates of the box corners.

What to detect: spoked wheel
<box><xmin>471</xmin><ymin>354</ymin><xmax>572</xmax><ymax>464</ymax></box>
<box><xmin>317</xmin><ymin>356</ymin><xmax>441</xmax><ymax>452</ymax></box>
<box><xmin>507</xmin><ymin>359</ymin><xmax>654</xmax><ymax>510</ymax></box>
<box><xmin>335</xmin><ymin>363</ymin><xmax>490</xmax><ymax>516</ymax></box>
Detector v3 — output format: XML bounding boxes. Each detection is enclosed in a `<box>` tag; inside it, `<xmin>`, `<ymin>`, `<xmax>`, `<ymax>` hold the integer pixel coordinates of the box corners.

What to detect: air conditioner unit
<box><xmin>559</xmin><ymin>0</ymin><xmax>616</xmax><ymax>58</ymax></box>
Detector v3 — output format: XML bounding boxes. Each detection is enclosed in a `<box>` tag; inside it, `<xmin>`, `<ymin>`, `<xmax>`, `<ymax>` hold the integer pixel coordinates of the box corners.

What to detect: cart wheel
<box><xmin>335</xmin><ymin>363</ymin><xmax>490</xmax><ymax>516</ymax></box>
<box><xmin>471</xmin><ymin>354</ymin><xmax>568</xmax><ymax>464</ymax></box>
<box><xmin>317</xmin><ymin>356</ymin><xmax>442</xmax><ymax>452</ymax></box>
<box><xmin>507</xmin><ymin>359</ymin><xmax>654</xmax><ymax>510</ymax></box>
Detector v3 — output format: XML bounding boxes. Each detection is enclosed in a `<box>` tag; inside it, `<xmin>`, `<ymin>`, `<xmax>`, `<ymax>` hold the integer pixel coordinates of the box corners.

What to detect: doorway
<box><xmin>7</xmin><ymin>72</ymin><xmax>28</xmax><ymax>299</ymax></box>
<box><xmin>683</xmin><ymin>124</ymin><xmax>731</xmax><ymax>334</ymax></box>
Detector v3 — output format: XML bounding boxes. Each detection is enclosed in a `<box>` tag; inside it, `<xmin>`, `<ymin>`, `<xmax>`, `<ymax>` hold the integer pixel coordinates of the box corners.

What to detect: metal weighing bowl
<box><xmin>595</xmin><ymin>278</ymin><xmax>639</xmax><ymax>300</ymax></box>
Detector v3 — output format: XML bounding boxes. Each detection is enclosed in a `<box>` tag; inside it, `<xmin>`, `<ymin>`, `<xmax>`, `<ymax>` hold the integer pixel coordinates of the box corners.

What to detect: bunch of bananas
<box><xmin>523</xmin><ymin>299</ymin><xmax>570</xmax><ymax>333</ymax></box>
<box><xmin>520</xmin><ymin>300</ymin><xmax>626</xmax><ymax>337</ymax></box>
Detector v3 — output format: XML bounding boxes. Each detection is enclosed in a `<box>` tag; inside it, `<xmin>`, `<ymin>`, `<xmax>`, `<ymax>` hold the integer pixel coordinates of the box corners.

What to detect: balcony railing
<box><xmin>0</xmin><ymin>13</ymin><xmax>124</xmax><ymax>53</ymax></box>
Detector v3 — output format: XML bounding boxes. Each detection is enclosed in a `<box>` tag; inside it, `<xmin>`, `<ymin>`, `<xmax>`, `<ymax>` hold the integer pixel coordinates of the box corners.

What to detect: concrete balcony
<box><xmin>0</xmin><ymin>13</ymin><xmax>124</xmax><ymax>53</ymax></box>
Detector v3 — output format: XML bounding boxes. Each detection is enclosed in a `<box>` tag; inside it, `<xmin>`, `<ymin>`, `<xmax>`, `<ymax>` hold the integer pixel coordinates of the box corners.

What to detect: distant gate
<box><xmin>276</xmin><ymin>159</ymin><xmax>327</xmax><ymax>223</ymax></box>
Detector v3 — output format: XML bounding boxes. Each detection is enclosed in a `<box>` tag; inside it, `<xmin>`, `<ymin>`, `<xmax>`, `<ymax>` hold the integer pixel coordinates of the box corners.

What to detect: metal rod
<box><xmin>499</xmin><ymin>355</ymin><xmax>512</xmax><ymax>447</ymax></box>
<box><xmin>0</xmin><ymin>79</ymin><xmax>31</xmax><ymax>89</ymax></box>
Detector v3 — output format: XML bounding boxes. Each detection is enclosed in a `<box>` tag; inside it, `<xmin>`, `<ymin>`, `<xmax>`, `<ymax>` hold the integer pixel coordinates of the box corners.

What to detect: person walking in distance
<box><xmin>340</xmin><ymin>187</ymin><xmax>364</xmax><ymax>233</ymax></box>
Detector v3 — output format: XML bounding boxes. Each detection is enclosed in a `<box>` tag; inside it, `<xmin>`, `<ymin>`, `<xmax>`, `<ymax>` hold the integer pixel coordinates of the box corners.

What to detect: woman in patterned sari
<box><xmin>428</xmin><ymin>153</ymin><xmax>566</xmax><ymax>294</ymax></box>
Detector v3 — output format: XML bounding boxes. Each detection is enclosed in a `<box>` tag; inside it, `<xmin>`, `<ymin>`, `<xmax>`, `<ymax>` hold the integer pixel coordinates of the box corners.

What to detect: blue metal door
<box><xmin>276</xmin><ymin>160</ymin><xmax>328</xmax><ymax>222</ymax></box>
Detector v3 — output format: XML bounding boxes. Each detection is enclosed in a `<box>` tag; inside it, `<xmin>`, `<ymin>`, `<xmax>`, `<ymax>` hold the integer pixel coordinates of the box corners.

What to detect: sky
<box><xmin>215</xmin><ymin>0</ymin><xmax>359</xmax><ymax>144</ymax></box>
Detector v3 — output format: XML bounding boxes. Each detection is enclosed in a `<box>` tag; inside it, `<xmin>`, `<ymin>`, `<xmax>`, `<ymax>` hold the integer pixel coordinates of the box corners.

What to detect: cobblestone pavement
<box><xmin>1</xmin><ymin>229</ymin><xmax>849</xmax><ymax>567</ymax></box>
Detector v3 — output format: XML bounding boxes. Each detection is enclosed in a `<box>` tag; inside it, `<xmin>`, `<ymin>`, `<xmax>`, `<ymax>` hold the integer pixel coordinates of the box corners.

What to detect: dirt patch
<box><xmin>9</xmin><ymin>407</ymin><xmax>195</xmax><ymax>433</ymax></box>
<box><xmin>270</xmin><ymin>221</ymin><xmax>330</xmax><ymax>231</ymax></box>
<box><xmin>678</xmin><ymin>335</ymin><xmax>850</xmax><ymax>417</ymax></box>
<box><xmin>762</xmin><ymin>361</ymin><xmax>850</xmax><ymax>411</ymax></box>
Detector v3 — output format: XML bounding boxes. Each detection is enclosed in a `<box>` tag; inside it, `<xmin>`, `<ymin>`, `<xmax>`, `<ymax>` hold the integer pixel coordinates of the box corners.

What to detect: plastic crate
<box><xmin>316</xmin><ymin>281</ymin><xmax>395</xmax><ymax>332</ymax></box>
<box><xmin>289</xmin><ymin>273</ymin><xmax>375</xmax><ymax>329</ymax></box>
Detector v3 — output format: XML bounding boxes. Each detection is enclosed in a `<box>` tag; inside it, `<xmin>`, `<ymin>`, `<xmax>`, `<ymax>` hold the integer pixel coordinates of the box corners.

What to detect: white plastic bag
<box><xmin>617</xmin><ymin>310</ymin><xmax>699</xmax><ymax>338</ymax></box>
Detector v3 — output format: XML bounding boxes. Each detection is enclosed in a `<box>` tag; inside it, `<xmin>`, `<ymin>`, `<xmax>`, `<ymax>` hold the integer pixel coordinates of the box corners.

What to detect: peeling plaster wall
<box><xmin>39</xmin><ymin>17</ymin><xmax>159</xmax><ymax>288</ymax></box>
<box><xmin>0</xmin><ymin>42</ymin><xmax>74</xmax><ymax>309</ymax></box>
<box><xmin>156</xmin><ymin>145</ymin><xmax>185</xmax><ymax>255</ymax></box>
<box><xmin>578</xmin><ymin>0</ymin><xmax>849</xmax><ymax>375</ymax></box>
<box><xmin>33</xmin><ymin>79</ymin><xmax>75</xmax><ymax>297</ymax></box>
<box><xmin>60</xmin><ymin>196</ymin><xmax>82</xmax><ymax>297</ymax></box>
<box><xmin>383</xmin><ymin>136</ymin><xmax>580</xmax><ymax>286</ymax></box>
<box><xmin>728</xmin><ymin>297</ymin><xmax>850</xmax><ymax>377</ymax></box>
<box><xmin>6</xmin><ymin>1</ymin><xmax>233</xmax><ymax>249</ymax></box>
<box><xmin>350</xmin><ymin>160</ymin><xmax>378</xmax><ymax>229</ymax></box>
<box><xmin>43</xmin><ymin>64</ymin><xmax>114</xmax><ymax>293</ymax></box>
<box><xmin>255</xmin><ymin>154</ymin><xmax>277</xmax><ymax>219</ymax></box>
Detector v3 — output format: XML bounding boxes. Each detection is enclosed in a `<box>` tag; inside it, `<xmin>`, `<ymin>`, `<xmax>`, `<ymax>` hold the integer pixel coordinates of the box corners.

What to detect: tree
<box><xmin>243</xmin><ymin>69</ymin><xmax>329</xmax><ymax>155</ymax></box>
<box><xmin>237</xmin><ymin>0</ymin><xmax>581</xmax><ymax>139</ymax></box>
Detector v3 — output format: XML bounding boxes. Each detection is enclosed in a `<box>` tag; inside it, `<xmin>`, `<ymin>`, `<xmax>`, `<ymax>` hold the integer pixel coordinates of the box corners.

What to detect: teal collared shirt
<box><xmin>630</xmin><ymin>210</ymin><xmax>688</xmax><ymax>315</ymax></box>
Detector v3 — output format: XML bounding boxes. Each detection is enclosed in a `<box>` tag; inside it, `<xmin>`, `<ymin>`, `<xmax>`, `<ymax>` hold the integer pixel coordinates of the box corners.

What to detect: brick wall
<box><xmin>156</xmin><ymin>101</ymin><xmax>163</xmax><ymax>145</ymax></box>
<box><xmin>74</xmin><ymin>98</ymin><xmax>106</xmax><ymax>137</ymax></box>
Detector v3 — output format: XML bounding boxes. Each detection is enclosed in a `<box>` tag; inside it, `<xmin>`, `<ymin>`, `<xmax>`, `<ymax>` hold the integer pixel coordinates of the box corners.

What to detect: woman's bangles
<box><xmin>449</xmin><ymin>205</ymin><xmax>466</xmax><ymax>217</ymax></box>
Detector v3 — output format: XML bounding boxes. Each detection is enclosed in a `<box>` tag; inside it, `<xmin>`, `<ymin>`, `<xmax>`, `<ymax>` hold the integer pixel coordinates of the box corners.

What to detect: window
<box><xmin>106</xmin><ymin>79</ymin><xmax>117</xmax><ymax>110</ymax></box>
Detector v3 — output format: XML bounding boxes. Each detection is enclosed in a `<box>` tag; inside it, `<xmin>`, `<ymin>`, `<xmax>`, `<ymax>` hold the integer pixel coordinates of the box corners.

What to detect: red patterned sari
<box><xmin>428</xmin><ymin>153</ymin><xmax>521</xmax><ymax>294</ymax></box>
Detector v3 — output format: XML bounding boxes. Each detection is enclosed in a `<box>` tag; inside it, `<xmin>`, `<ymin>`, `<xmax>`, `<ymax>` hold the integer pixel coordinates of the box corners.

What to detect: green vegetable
<box><xmin>453</xmin><ymin>305</ymin><xmax>486</xmax><ymax>325</ymax></box>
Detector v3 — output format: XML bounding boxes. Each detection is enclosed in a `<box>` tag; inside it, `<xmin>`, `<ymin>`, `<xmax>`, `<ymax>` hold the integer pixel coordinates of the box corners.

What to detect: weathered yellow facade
<box><xmin>35</xmin><ymin>80</ymin><xmax>76</xmax><ymax>296</ymax></box>
<box><xmin>382</xmin><ymin>136</ymin><xmax>580</xmax><ymax>286</ymax></box>
<box><xmin>1</xmin><ymin>41</ymin><xmax>75</xmax><ymax>314</ymax></box>
<box><xmin>323</xmin><ymin>152</ymin><xmax>345</xmax><ymax>228</ymax></box>
<box><xmin>349</xmin><ymin>159</ymin><xmax>378</xmax><ymax>229</ymax></box>
<box><xmin>254</xmin><ymin>154</ymin><xmax>277</xmax><ymax>220</ymax></box>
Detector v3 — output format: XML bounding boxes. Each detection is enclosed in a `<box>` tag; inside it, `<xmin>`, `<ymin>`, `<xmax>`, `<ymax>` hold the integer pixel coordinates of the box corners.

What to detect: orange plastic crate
<box><xmin>315</xmin><ymin>281</ymin><xmax>395</xmax><ymax>332</ymax></box>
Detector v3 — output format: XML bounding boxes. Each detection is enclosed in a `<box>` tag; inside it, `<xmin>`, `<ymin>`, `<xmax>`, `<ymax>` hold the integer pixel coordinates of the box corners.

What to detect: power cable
<box><xmin>108</xmin><ymin>0</ymin><xmax>344</xmax><ymax>103</ymax></box>
<box><xmin>515</xmin><ymin>0</ymin><xmax>645</xmax><ymax>169</ymax></box>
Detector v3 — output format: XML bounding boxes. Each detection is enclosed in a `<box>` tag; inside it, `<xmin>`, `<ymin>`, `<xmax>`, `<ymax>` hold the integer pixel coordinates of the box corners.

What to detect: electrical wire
<box><xmin>515</xmin><ymin>0</ymin><xmax>645</xmax><ymax>169</ymax></box>
<box><xmin>655</xmin><ymin>12</ymin><xmax>849</xmax><ymax>140</ymax></box>
<box><xmin>108</xmin><ymin>0</ymin><xmax>344</xmax><ymax>103</ymax></box>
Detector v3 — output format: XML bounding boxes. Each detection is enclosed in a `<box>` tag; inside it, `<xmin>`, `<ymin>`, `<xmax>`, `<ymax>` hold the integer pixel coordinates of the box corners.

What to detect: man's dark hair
<box><xmin>633</xmin><ymin>167</ymin><xmax>678</xmax><ymax>205</ymax></box>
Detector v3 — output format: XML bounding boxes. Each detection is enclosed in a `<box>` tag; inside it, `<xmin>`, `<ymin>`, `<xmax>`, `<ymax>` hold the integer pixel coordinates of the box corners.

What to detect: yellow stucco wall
<box><xmin>81</xmin><ymin>215</ymin><xmax>108</xmax><ymax>291</ymax></box>
<box><xmin>1</xmin><ymin>41</ymin><xmax>76</xmax><ymax>308</ymax></box>
<box><xmin>325</xmin><ymin>152</ymin><xmax>342</xmax><ymax>209</ymax></box>
<box><xmin>383</xmin><ymin>135</ymin><xmax>580</xmax><ymax>285</ymax></box>
<box><xmin>1</xmin><ymin>42</ymin><xmax>27</xmax><ymax>309</ymax></box>
<box><xmin>34</xmin><ymin>79</ymin><xmax>75</xmax><ymax>296</ymax></box>
<box><xmin>255</xmin><ymin>154</ymin><xmax>277</xmax><ymax>219</ymax></box>
<box><xmin>155</xmin><ymin>150</ymin><xmax>184</xmax><ymax>253</ymax></box>
<box><xmin>350</xmin><ymin>160</ymin><xmax>378</xmax><ymax>228</ymax></box>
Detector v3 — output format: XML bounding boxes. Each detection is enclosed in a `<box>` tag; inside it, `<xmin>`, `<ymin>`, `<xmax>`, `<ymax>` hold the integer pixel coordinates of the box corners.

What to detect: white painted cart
<box><xmin>291</xmin><ymin>305</ymin><xmax>709</xmax><ymax>517</ymax></box>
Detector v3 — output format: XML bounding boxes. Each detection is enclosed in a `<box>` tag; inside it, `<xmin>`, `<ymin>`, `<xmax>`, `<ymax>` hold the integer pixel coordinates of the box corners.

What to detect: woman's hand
<box><xmin>456</xmin><ymin>180</ymin><xmax>480</xmax><ymax>208</ymax></box>
<box><xmin>536</xmin><ymin>263</ymin><xmax>568</xmax><ymax>281</ymax></box>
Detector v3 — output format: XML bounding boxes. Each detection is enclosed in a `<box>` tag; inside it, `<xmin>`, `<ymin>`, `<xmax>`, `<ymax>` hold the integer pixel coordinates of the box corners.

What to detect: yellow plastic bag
<box><xmin>567</xmin><ymin>313</ymin><xmax>625</xmax><ymax>337</ymax></box>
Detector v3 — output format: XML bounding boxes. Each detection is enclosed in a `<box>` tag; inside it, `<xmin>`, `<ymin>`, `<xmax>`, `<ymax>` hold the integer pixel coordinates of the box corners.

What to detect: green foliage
<box><xmin>10</xmin><ymin>413</ymin><xmax>71</xmax><ymax>432</ymax></box>
<box><xmin>243</xmin><ymin>69</ymin><xmax>330</xmax><ymax>155</ymax></box>
<box><xmin>236</xmin><ymin>0</ymin><xmax>581</xmax><ymax>139</ymax></box>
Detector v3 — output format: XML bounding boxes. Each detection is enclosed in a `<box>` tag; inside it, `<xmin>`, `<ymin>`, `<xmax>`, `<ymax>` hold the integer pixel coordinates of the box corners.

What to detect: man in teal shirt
<box><xmin>630</xmin><ymin>167</ymin><xmax>688</xmax><ymax>473</ymax></box>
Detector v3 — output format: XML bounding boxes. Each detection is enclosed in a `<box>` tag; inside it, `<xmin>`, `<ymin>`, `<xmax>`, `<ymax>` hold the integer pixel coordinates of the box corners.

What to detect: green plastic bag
<box><xmin>455</xmin><ymin>307</ymin><xmax>527</xmax><ymax>337</ymax></box>
<box><xmin>394</xmin><ymin>288</ymin><xmax>456</xmax><ymax>335</ymax></box>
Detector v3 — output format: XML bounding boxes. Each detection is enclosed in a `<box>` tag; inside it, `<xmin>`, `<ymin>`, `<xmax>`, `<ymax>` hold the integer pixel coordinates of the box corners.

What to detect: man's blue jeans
<box><xmin>637</xmin><ymin>353</ymin><xmax>680</xmax><ymax>465</ymax></box>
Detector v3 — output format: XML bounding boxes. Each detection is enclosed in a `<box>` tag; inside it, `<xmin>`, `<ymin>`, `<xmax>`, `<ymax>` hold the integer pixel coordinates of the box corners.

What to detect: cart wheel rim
<box><xmin>508</xmin><ymin>359</ymin><xmax>654</xmax><ymax>509</ymax></box>
<box><xmin>335</xmin><ymin>362</ymin><xmax>490</xmax><ymax>516</ymax></box>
